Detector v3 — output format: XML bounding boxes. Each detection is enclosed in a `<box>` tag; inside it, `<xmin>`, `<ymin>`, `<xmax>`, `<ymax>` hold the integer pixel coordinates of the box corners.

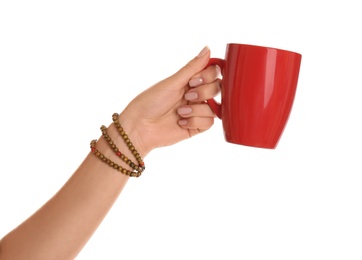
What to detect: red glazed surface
<box><xmin>207</xmin><ymin>44</ymin><xmax>302</xmax><ymax>149</ymax></box>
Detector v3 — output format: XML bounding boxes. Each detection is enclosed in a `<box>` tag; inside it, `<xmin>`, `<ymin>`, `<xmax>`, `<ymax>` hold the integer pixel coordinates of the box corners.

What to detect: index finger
<box><xmin>188</xmin><ymin>65</ymin><xmax>221</xmax><ymax>87</ymax></box>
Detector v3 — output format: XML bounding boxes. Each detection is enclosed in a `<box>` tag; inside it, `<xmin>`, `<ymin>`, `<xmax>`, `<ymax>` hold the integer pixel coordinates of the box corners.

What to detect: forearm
<box><xmin>0</xmin><ymin>120</ymin><xmax>146</xmax><ymax>260</ymax></box>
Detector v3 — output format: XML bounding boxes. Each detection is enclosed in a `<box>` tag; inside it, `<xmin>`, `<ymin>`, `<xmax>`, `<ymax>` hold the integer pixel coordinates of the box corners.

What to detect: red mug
<box><xmin>207</xmin><ymin>43</ymin><xmax>302</xmax><ymax>149</ymax></box>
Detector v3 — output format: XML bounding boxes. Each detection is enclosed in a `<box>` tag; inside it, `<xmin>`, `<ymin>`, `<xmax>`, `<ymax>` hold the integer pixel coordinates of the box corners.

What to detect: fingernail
<box><xmin>177</xmin><ymin>107</ymin><xmax>192</xmax><ymax>114</ymax></box>
<box><xmin>178</xmin><ymin>119</ymin><xmax>187</xmax><ymax>126</ymax></box>
<box><xmin>189</xmin><ymin>77</ymin><xmax>203</xmax><ymax>87</ymax></box>
<box><xmin>185</xmin><ymin>92</ymin><xmax>198</xmax><ymax>101</ymax></box>
<box><xmin>197</xmin><ymin>46</ymin><xmax>209</xmax><ymax>58</ymax></box>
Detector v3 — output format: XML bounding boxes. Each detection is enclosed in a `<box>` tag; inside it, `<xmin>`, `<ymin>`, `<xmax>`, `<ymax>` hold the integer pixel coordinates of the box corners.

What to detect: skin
<box><xmin>0</xmin><ymin>46</ymin><xmax>221</xmax><ymax>260</ymax></box>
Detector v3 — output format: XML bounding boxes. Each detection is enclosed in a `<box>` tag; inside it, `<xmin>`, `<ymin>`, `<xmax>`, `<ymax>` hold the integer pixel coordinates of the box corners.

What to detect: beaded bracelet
<box><xmin>100</xmin><ymin>125</ymin><xmax>144</xmax><ymax>173</ymax></box>
<box><xmin>90</xmin><ymin>113</ymin><xmax>145</xmax><ymax>177</ymax></box>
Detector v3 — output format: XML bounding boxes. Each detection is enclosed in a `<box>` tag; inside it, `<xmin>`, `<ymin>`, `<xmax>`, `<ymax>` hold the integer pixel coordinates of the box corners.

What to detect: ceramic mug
<box><xmin>207</xmin><ymin>43</ymin><xmax>302</xmax><ymax>149</ymax></box>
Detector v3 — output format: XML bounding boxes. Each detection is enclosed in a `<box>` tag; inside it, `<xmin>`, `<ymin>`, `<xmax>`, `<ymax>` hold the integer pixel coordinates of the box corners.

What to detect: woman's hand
<box><xmin>118</xmin><ymin>46</ymin><xmax>221</xmax><ymax>156</ymax></box>
<box><xmin>0</xmin><ymin>46</ymin><xmax>221</xmax><ymax>260</ymax></box>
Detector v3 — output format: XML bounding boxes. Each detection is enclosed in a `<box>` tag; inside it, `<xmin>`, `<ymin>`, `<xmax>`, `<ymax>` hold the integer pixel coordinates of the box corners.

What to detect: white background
<box><xmin>1</xmin><ymin>1</ymin><xmax>361</xmax><ymax>259</ymax></box>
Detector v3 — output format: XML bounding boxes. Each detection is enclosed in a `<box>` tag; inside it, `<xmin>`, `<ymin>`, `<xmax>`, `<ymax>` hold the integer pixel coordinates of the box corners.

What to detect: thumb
<box><xmin>172</xmin><ymin>46</ymin><xmax>211</xmax><ymax>84</ymax></box>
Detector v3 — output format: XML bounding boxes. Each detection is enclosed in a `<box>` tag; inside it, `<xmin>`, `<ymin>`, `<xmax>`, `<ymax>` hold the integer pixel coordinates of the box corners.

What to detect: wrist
<box><xmin>90</xmin><ymin>112</ymin><xmax>148</xmax><ymax>178</ymax></box>
<box><xmin>116</xmin><ymin>111</ymin><xmax>150</xmax><ymax>158</ymax></box>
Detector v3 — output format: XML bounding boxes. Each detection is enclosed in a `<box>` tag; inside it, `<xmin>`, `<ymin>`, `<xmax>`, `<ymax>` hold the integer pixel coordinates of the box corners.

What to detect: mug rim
<box><xmin>227</xmin><ymin>43</ymin><xmax>302</xmax><ymax>56</ymax></box>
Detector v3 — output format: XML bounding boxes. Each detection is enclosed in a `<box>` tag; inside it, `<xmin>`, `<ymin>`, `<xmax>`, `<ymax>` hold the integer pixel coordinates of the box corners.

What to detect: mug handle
<box><xmin>206</xmin><ymin>58</ymin><xmax>225</xmax><ymax>119</ymax></box>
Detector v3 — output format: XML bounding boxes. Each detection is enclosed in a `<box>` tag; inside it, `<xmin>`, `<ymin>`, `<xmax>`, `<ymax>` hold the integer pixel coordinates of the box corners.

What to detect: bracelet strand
<box><xmin>112</xmin><ymin>113</ymin><xmax>145</xmax><ymax>170</ymax></box>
